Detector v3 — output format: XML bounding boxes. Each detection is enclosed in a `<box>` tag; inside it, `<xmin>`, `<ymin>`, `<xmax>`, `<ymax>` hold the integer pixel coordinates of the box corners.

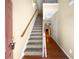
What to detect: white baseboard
<box><xmin>20</xmin><ymin>34</ymin><xmax>30</xmax><ymax>59</ymax></box>
<box><xmin>54</xmin><ymin>40</ymin><xmax>72</xmax><ymax>59</ymax></box>
<box><xmin>20</xmin><ymin>27</ymin><xmax>34</xmax><ymax>59</ymax></box>
<box><xmin>20</xmin><ymin>25</ymin><xmax>34</xmax><ymax>59</ymax></box>
<box><xmin>20</xmin><ymin>12</ymin><xmax>38</xmax><ymax>59</ymax></box>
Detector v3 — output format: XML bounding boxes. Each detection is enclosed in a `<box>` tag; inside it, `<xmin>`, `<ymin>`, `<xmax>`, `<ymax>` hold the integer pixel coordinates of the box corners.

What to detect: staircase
<box><xmin>24</xmin><ymin>15</ymin><xmax>43</xmax><ymax>56</ymax></box>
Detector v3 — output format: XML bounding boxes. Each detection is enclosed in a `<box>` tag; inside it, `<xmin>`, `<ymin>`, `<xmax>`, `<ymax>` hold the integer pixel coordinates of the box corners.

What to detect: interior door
<box><xmin>5</xmin><ymin>0</ymin><xmax>13</xmax><ymax>59</ymax></box>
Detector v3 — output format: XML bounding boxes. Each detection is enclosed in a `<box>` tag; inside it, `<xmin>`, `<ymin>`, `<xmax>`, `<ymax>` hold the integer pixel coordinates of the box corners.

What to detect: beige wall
<box><xmin>51</xmin><ymin>0</ymin><xmax>74</xmax><ymax>59</ymax></box>
<box><xmin>12</xmin><ymin>0</ymin><xmax>38</xmax><ymax>59</ymax></box>
<box><xmin>51</xmin><ymin>12</ymin><xmax>59</xmax><ymax>43</ymax></box>
<box><xmin>12</xmin><ymin>0</ymin><xmax>36</xmax><ymax>37</ymax></box>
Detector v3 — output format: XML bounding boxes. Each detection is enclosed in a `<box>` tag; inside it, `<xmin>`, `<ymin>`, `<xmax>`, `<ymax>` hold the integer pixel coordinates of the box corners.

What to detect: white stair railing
<box><xmin>42</xmin><ymin>20</ymin><xmax>47</xmax><ymax>57</ymax></box>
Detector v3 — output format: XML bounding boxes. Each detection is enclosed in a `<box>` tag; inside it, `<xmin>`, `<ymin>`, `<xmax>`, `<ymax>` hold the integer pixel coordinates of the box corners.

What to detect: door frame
<box><xmin>5</xmin><ymin>0</ymin><xmax>13</xmax><ymax>59</ymax></box>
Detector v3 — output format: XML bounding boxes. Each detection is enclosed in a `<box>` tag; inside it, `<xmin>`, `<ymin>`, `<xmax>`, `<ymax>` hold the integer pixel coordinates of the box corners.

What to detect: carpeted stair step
<box><xmin>29</xmin><ymin>38</ymin><xmax>42</xmax><ymax>40</ymax></box>
<box><xmin>27</xmin><ymin>42</ymin><xmax>42</xmax><ymax>45</ymax></box>
<box><xmin>30</xmin><ymin>35</ymin><xmax>42</xmax><ymax>38</ymax></box>
<box><xmin>32</xmin><ymin>29</ymin><xmax>42</xmax><ymax>31</ymax></box>
<box><xmin>24</xmin><ymin>51</ymin><xmax>42</xmax><ymax>56</ymax></box>
<box><xmin>32</xmin><ymin>31</ymin><xmax>42</xmax><ymax>33</ymax></box>
<box><xmin>26</xmin><ymin>44</ymin><xmax>42</xmax><ymax>48</ymax></box>
<box><xmin>28</xmin><ymin>39</ymin><xmax>42</xmax><ymax>43</ymax></box>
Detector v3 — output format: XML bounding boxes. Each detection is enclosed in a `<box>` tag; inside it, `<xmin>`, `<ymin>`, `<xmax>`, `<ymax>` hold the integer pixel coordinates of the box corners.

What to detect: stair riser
<box><xmin>29</xmin><ymin>38</ymin><xmax>42</xmax><ymax>40</ymax></box>
<box><xmin>27</xmin><ymin>43</ymin><xmax>42</xmax><ymax>45</ymax></box>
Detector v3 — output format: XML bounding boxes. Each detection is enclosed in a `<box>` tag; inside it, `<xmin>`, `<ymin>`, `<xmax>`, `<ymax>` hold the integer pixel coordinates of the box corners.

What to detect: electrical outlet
<box><xmin>69</xmin><ymin>49</ymin><xmax>72</xmax><ymax>54</ymax></box>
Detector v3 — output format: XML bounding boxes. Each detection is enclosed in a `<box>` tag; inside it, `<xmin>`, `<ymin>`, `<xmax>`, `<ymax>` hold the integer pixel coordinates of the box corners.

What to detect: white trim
<box><xmin>44</xmin><ymin>32</ymin><xmax>47</xmax><ymax>57</ymax></box>
<box><xmin>42</xmin><ymin>20</ymin><xmax>47</xmax><ymax>57</ymax></box>
<box><xmin>20</xmin><ymin>36</ymin><xmax>30</xmax><ymax>59</ymax></box>
<box><xmin>20</xmin><ymin>24</ymin><xmax>34</xmax><ymax>59</ymax></box>
<box><xmin>20</xmin><ymin>24</ymin><xmax>35</xmax><ymax>59</ymax></box>
<box><xmin>42</xmin><ymin>22</ymin><xmax>44</xmax><ymax>57</ymax></box>
<box><xmin>44</xmin><ymin>33</ymin><xmax>47</xmax><ymax>57</ymax></box>
<box><xmin>55</xmin><ymin>41</ymin><xmax>72</xmax><ymax>59</ymax></box>
<box><xmin>20</xmin><ymin>11</ymin><xmax>38</xmax><ymax>59</ymax></box>
<box><xmin>42</xmin><ymin>32</ymin><xmax>47</xmax><ymax>57</ymax></box>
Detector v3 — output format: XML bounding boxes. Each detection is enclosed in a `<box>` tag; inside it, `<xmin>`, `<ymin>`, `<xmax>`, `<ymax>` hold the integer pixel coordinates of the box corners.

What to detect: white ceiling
<box><xmin>43</xmin><ymin>3</ymin><xmax>59</xmax><ymax>20</ymax></box>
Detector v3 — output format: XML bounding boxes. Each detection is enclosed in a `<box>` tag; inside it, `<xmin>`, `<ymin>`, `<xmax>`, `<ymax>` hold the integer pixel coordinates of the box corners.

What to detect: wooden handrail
<box><xmin>21</xmin><ymin>9</ymin><xmax>37</xmax><ymax>37</ymax></box>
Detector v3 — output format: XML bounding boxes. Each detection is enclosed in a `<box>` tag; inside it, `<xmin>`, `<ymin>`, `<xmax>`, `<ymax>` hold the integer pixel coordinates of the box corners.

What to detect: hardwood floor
<box><xmin>45</xmin><ymin>35</ymin><xmax>68</xmax><ymax>59</ymax></box>
<box><xmin>22</xmin><ymin>31</ymin><xmax>68</xmax><ymax>59</ymax></box>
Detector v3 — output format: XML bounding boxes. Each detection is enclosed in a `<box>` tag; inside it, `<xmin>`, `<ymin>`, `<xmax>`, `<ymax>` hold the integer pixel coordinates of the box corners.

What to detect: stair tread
<box><xmin>28</xmin><ymin>40</ymin><xmax>42</xmax><ymax>42</ymax></box>
<box><xmin>32</xmin><ymin>31</ymin><xmax>42</xmax><ymax>32</ymax></box>
<box><xmin>31</xmin><ymin>32</ymin><xmax>42</xmax><ymax>34</ymax></box>
<box><xmin>24</xmin><ymin>51</ymin><xmax>42</xmax><ymax>56</ymax></box>
<box><xmin>30</xmin><ymin>36</ymin><xmax>42</xmax><ymax>38</ymax></box>
<box><xmin>27</xmin><ymin>45</ymin><xmax>42</xmax><ymax>48</ymax></box>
